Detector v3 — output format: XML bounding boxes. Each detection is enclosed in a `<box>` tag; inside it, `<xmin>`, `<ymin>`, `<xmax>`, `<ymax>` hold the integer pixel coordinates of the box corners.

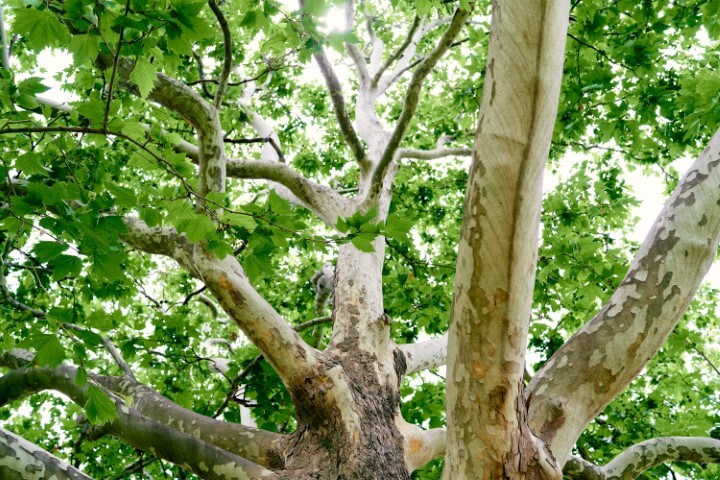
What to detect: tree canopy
<box><xmin>1</xmin><ymin>0</ymin><xmax>720</xmax><ymax>479</ymax></box>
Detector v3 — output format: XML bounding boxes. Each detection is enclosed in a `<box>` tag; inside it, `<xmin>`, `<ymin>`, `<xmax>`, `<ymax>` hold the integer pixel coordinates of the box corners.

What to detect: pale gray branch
<box><xmin>0</xmin><ymin>363</ymin><xmax>281</xmax><ymax>477</ymax></box>
<box><xmin>564</xmin><ymin>437</ymin><xmax>720</xmax><ymax>480</ymax></box>
<box><xmin>227</xmin><ymin>159</ymin><xmax>348</xmax><ymax>225</ymax></box>
<box><xmin>122</xmin><ymin>218</ymin><xmax>319</xmax><ymax>386</ymax></box>
<box><xmin>369</xmin><ymin>7</ymin><xmax>471</xmax><ymax>201</ymax></box>
<box><xmin>398</xmin><ymin>147</ymin><xmax>472</xmax><ymax>160</ymax></box>
<box><xmin>528</xmin><ymin>126</ymin><xmax>720</xmax><ymax>463</ymax></box>
<box><xmin>0</xmin><ymin>426</ymin><xmax>94</xmax><ymax>480</ymax></box>
<box><xmin>397</xmin><ymin>333</ymin><xmax>447</xmax><ymax>374</ymax></box>
<box><xmin>313</xmin><ymin>53</ymin><xmax>368</xmax><ymax>167</ymax></box>
<box><xmin>603</xmin><ymin>437</ymin><xmax>720</xmax><ymax>479</ymax></box>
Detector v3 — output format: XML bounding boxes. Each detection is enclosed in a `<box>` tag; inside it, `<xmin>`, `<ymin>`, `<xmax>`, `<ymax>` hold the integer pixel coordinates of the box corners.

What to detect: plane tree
<box><xmin>1</xmin><ymin>0</ymin><xmax>720</xmax><ymax>478</ymax></box>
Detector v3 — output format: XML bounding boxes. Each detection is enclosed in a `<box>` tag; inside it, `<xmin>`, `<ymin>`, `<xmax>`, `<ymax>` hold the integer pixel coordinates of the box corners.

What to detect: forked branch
<box><xmin>369</xmin><ymin>7</ymin><xmax>472</xmax><ymax>201</ymax></box>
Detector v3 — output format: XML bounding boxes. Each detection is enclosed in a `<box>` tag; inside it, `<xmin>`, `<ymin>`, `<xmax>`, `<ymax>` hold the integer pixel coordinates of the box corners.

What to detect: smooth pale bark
<box><xmin>0</xmin><ymin>427</ymin><xmax>94</xmax><ymax>480</ymax></box>
<box><xmin>443</xmin><ymin>0</ymin><xmax>569</xmax><ymax>478</ymax></box>
<box><xmin>397</xmin><ymin>333</ymin><xmax>448</xmax><ymax>374</ymax></box>
<box><xmin>563</xmin><ymin>437</ymin><xmax>720</xmax><ymax>480</ymax></box>
<box><xmin>122</xmin><ymin>218</ymin><xmax>318</xmax><ymax>387</ymax></box>
<box><xmin>97</xmin><ymin>376</ymin><xmax>284</xmax><ymax>468</ymax></box>
<box><xmin>527</xmin><ymin>127</ymin><xmax>720</xmax><ymax>465</ymax></box>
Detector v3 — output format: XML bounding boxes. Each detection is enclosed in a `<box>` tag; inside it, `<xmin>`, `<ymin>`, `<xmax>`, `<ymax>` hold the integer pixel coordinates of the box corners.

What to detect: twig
<box><xmin>687</xmin><ymin>339</ymin><xmax>720</xmax><ymax>377</ymax></box>
<box><xmin>0</xmin><ymin>259</ymin><xmax>45</xmax><ymax>317</ymax></box>
<box><xmin>62</xmin><ymin>323</ymin><xmax>137</xmax><ymax>380</ymax></box>
<box><xmin>223</xmin><ymin>135</ymin><xmax>286</xmax><ymax>163</ymax></box>
<box><xmin>567</xmin><ymin>33</ymin><xmax>638</xmax><ymax>76</ymax></box>
<box><xmin>372</xmin><ymin>16</ymin><xmax>421</xmax><ymax>86</ymax></box>
<box><xmin>103</xmin><ymin>0</ymin><xmax>132</xmax><ymax>130</ymax></box>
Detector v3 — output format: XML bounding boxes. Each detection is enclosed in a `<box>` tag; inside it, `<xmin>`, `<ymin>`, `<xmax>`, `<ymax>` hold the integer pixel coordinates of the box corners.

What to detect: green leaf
<box><xmin>15</xmin><ymin>152</ymin><xmax>50</xmax><ymax>176</ymax></box>
<box><xmin>92</xmin><ymin>253</ymin><xmax>125</xmax><ymax>280</ymax></box>
<box><xmin>130</xmin><ymin>58</ymin><xmax>157</xmax><ymax>98</ymax></box>
<box><xmin>385</xmin><ymin>214</ymin><xmax>414</xmax><ymax>240</ymax></box>
<box><xmin>34</xmin><ymin>335</ymin><xmax>66</xmax><ymax>367</ymax></box>
<box><xmin>17</xmin><ymin>77</ymin><xmax>50</xmax><ymax>95</ymax></box>
<box><xmin>75</xmin><ymin>367</ymin><xmax>88</xmax><ymax>386</ymax></box>
<box><xmin>105</xmin><ymin>182</ymin><xmax>137</xmax><ymax>208</ymax></box>
<box><xmin>33</xmin><ymin>241</ymin><xmax>68</xmax><ymax>262</ymax></box>
<box><xmin>185</xmin><ymin>215</ymin><xmax>217</xmax><ymax>243</ymax></box>
<box><xmin>350</xmin><ymin>233</ymin><xmax>376</xmax><ymax>253</ymax></box>
<box><xmin>84</xmin><ymin>385</ymin><xmax>118</xmax><ymax>425</ymax></box>
<box><xmin>68</xmin><ymin>34</ymin><xmax>100</xmax><ymax>65</ymax></box>
<box><xmin>12</xmin><ymin>7</ymin><xmax>71</xmax><ymax>50</ymax></box>
<box><xmin>49</xmin><ymin>254</ymin><xmax>83</xmax><ymax>280</ymax></box>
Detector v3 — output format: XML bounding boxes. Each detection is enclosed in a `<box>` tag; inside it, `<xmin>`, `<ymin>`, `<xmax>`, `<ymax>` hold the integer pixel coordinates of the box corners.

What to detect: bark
<box><xmin>527</xmin><ymin>126</ymin><xmax>720</xmax><ymax>465</ymax></box>
<box><xmin>443</xmin><ymin>0</ymin><xmax>569</xmax><ymax>478</ymax></box>
<box><xmin>563</xmin><ymin>437</ymin><xmax>720</xmax><ymax>480</ymax></box>
<box><xmin>0</xmin><ymin>364</ymin><xmax>278</xmax><ymax>480</ymax></box>
<box><xmin>0</xmin><ymin>427</ymin><xmax>94</xmax><ymax>480</ymax></box>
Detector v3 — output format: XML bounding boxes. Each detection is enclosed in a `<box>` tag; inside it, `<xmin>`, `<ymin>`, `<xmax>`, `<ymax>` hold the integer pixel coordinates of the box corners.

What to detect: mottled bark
<box><xmin>527</xmin><ymin>127</ymin><xmax>720</xmax><ymax>464</ymax></box>
<box><xmin>443</xmin><ymin>0</ymin><xmax>569</xmax><ymax>478</ymax></box>
<box><xmin>0</xmin><ymin>427</ymin><xmax>94</xmax><ymax>480</ymax></box>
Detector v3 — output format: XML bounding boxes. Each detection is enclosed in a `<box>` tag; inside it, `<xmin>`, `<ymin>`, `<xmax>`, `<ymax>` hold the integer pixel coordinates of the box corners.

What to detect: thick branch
<box><xmin>443</xmin><ymin>0</ymin><xmax>569</xmax><ymax>477</ymax></box>
<box><xmin>313</xmin><ymin>53</ymin><xmax>368</xmax><ymax>166</ymax></box>
<box><xmin>528</xmin><ymin>127</ymin><xmax>720</xmax><ymax>464</ymax></box>
<box><xmin>103</xmin><ymin>57</ymin><xmax>226</xmax><ymax>195</ymax></box>
<box><xmin>0</xmin><ymin>365</ymin><xmax>280</xmax><ymax>479</ymax></box>
<box><xmin>0</xmin><ymin>427</ymin><xmax>94</xmax><ymax>480</ymax></box>
<box><xmin>98</xmin><ymin>376</ymin><xmax>283</xmax><ymax>467</ymax></box>
<box><xmin>122</xmin><ymin>218</ymin><xmax>318</xmax><ymax>386</ymax></box>
<box><xmin>397</xmin><ymin>333</ymin><xmax>447</xmax><ymax>374</ymax></box>
<box><xmin>369</xmin><ymin>7</ymin><xmax>471</xmax><ymax>202</ymax></box>
<box><xmin>602</xmin><ymin>437</ymin><xmax>720</xmax><ymax>479</ymax></box>
<box><xmin>226</xmin><ymin>159</ymin><xmax>348</xmax><ymax>225</ymax></box>
<box><xmin>399</xmin><ymin>420</ymin><xmax>447</xmax><ymax>472</ymax></box>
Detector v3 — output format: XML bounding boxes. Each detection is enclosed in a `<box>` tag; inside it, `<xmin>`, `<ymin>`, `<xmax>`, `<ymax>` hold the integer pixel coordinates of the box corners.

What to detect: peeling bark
<box><xmin>528</xmin><ymin>127</ymin><xmax>720</xmax><ymax>464</ymax></box>
<box><xmin>443</xmin><ymin>0</ymin><xmax>569</xmax><ymax>478</ymax></box>
<box><xmin>0</xmin><ymin>427</ymin><xmax>94</xmax><ymax>480</ymax></box>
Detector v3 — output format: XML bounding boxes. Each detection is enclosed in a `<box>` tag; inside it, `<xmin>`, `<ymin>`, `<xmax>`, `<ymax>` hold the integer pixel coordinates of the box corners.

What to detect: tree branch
<box><xmin>122</xmin><ymin>218</ymin><xmax>318</xmax><ymax>387</ymax></box>
<box><xmin>369</xmin><ymin>7</ymin><xmax>471</xmax><ymax>202</ymax></box>
<box><xmin>62</xmin><ymin>324</ymin><xmax>136</xmax><ymax>380</ymax></box>
<box><xmin>313</xmin><ymin>52</ymin><xmax>368</xmax><ymax>167</ymax></box>
<box><xmin>371</xmin><ymin>15</ymin><xmax>421</xmax><ymax>87</ymax></box>
<box><xmin>98</xmin><ymin>375</ymin><xmax>284</xmax><ymax>468</ymax></box>
<box><xmin>208</xmin><ymin>0</ymin><xmax>233</xmax><ymax>108</ymax></box>
<box><xmin>564</xmin><ymin>437</ymin><xmax>720</xmax><ymax>480</ymax></box>
<box><xmin>397</xmin><ymin>333</ymin><xmax>447</xmax><ymax>374</ymax></box>
<box><xmin>398</xmin><ymin>147</ymin><xmax>472</xmax><ymax>160</ymax></box>
<box><xmin>444</xmin><ymin>0</ymin><xmax>569</xmax><ymax>476</ymax></box>
<box><xmin>0</xmin><ymin>426</ymin><xmax>95</xmax><ymax>480</ymax></box>
<box><xmin>602</xmin><ymin>437</ymin><xmax>720</xmax><ymax>479</ymax></box>
<box><xmin>528</xmin><ymin>126</ymin><xmax>720</xmax><ymax>464</ymax></box>
<box><xmin>0</xmin><ymin>364</ymin><xmax>281</xmax><ymax>478</ymax></box>
<box><xmin>226</xmin><ymin>159</ymin><xmax>348</xmax><ymax>225</ymax></box>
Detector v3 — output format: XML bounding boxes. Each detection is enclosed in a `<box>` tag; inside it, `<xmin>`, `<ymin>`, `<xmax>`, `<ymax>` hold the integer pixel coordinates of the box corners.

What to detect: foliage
<box><xmin>0</xmin><ymin>0</ymin><xmax>720</xmax><ymax>478</ymax></box>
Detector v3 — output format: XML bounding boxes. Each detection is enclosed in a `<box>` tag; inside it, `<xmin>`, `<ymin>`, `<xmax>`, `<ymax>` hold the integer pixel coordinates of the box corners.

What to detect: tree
<box><xmin>1</xmin><ymin>0</ymin><xmax>720</xmax><ymax>478</ymax></box>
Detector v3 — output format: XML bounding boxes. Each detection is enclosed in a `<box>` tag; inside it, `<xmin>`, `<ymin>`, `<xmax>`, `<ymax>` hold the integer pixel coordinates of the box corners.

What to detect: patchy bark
<box><xmin>527</xmin><ymin>127</ymin><xmax>720</xmax><ymax>464</ymax></box>
<box><xmin>443</xmin><ymin>0</ymin><xmax>569</xmax><ymax>477</ymax></box>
